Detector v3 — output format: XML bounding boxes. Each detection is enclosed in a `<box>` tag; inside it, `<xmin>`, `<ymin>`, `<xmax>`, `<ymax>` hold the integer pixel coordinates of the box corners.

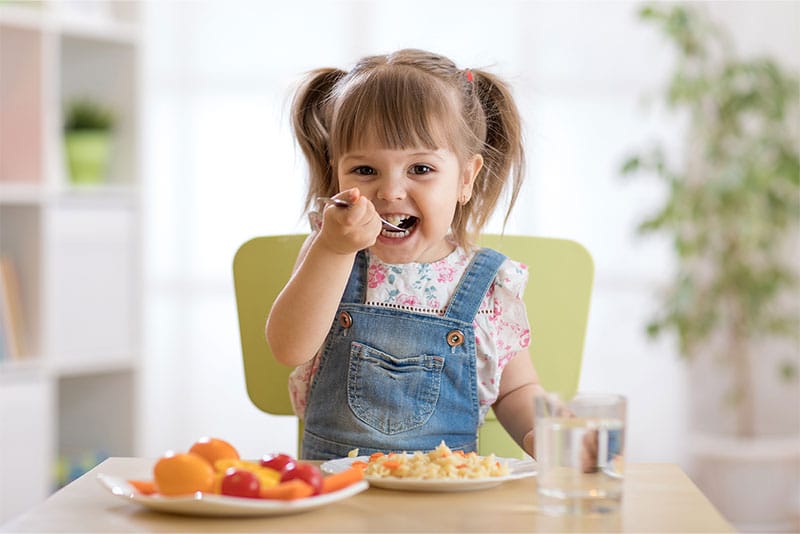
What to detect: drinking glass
<box><xmin>534</xmin><ymin>392</ymin><xmax>626</xmax><ymax>515</ymax></box>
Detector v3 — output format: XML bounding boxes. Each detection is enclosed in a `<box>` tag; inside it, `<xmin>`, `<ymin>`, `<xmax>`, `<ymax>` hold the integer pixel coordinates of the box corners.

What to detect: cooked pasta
<box><xmin>358</xmin><ymin>442</ymin><xmax>509</xmax><ymax>480</ymax></box>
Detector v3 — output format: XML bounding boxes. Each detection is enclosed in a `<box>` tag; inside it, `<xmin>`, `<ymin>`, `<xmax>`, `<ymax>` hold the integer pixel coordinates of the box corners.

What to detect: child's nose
<box><xmin>376</xmin><ymin>175</ymin><xmax>406</xmax><ymax>201</ymax></box>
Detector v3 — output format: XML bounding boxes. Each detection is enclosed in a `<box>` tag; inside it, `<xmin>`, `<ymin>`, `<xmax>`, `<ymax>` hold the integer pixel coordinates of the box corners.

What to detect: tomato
<box><xmin>260</xmin><ymin>453</ymin><xmax>297</xmax><ymax>473</ymax></box>
<box><xmin>280</xmin><ymin>463</ymin><xmax>323</xmax><ymax>495</ymax></box>
<box><xmin>220</xmin><ymin>468</ymin><xmax>261</xmax><ymax>499</ymax></box>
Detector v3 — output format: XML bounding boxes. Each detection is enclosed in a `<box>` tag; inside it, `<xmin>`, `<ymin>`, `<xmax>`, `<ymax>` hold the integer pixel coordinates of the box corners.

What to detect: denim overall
<box><xmin>301</xmin><ymin>248</ymin><xmax>507</xmax><ymax>460</ymax></box>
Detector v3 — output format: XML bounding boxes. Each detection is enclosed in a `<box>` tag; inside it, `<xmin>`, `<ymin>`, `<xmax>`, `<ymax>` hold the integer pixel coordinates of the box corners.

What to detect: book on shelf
<box><xmin>0</xmin><ymin>257</ymin><xmax>26</xmax><ymax>361</ymax></box>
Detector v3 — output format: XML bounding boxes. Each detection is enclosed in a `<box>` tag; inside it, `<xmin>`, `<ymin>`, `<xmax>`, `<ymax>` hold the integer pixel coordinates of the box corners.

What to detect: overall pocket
<box><xmin>347</xmin><ymin>341</ymin><xmax>444</xmax><ymax>435</ymax></box>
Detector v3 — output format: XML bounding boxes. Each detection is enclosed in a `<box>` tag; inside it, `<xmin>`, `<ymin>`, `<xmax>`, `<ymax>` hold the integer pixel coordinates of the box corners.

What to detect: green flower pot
<box><xmin>64</xmin><ymin>130</ymin><xmax>112</xmax><ymax>185</ymax></box>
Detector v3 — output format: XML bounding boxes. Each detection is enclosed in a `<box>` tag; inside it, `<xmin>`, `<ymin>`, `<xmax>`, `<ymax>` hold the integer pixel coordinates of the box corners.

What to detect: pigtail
<box><xmin>470</xmin><ymin>69</ymin><xmax>525</xmax><ymax>236</ymax></box>
<box><xmin>291</xmin><ymin>68</ymin><xmax>347</xmax><ymax>213</ymax></box>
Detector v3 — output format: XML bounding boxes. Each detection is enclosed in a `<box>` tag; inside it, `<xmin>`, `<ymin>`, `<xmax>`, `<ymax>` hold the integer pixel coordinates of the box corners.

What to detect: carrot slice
<box><xmin>380</xmin><ymin>460</ymin><xmax>402</xmax><ymax>470</ymax></box>
<box><xmin>368</xmin><ymin>452</ymin><xmax>384</xmax><ymax>462</ymax></box>
<box><xmin>350</xmin><ymin>460</ymin><xmax>368</xmax><ymax>470</ymax></box>
<box><xmin>321</xmin><ymin>467</ymin><xmax>364</xmax><ymax>494</ymax></box>
<box><xmin>259</xmin><ymin>479</ymin><xmax>314</xmax><ymax>500</ymax></box>
<box><xmin>128</xmin><ymin>479</ymin><xmax>157</xmax><ymax>495</ymax></box>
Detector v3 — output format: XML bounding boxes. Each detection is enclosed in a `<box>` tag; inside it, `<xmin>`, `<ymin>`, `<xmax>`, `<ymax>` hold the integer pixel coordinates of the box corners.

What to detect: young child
<box><xmin>266</xmin><ymin>49</ymin><xmax>543</xmax><ymax>460</ymax></box>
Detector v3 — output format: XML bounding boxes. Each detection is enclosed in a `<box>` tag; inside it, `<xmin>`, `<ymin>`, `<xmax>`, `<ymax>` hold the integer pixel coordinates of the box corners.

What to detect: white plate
<box><xmin>320</xmin><ymin>456</ymin><xmax>536</xmax><ymax>492</ymax></box>
<box><xmin>97</xmin><ymin>473</ymin><xmax>369</xmax><ymax>517</ymax></box>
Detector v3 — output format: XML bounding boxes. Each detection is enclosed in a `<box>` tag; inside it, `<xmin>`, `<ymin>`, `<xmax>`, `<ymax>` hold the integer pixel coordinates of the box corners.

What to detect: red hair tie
<box><xmin>465</xmin><ymin>69</ymin><xmax>474</xmax><ymax>83</ymax></box>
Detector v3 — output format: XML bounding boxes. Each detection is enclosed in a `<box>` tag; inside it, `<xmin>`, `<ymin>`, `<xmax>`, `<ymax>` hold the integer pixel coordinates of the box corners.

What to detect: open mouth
<box><xmin>380</xmin><ymin>214</ymin><xmax>418</xmax><ymax>238</ymax></box>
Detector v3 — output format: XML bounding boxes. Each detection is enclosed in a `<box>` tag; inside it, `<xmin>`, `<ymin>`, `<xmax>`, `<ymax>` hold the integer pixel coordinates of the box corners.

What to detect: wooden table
<box><xmin>1</xmin><ymin>458</ymin><xmax>733</xmax><ymax>533</ymax></box>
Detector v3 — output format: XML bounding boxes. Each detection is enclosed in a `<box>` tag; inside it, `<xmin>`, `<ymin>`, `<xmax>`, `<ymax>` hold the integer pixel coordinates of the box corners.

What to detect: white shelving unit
<box><xmin>0</xmin><ymin>1</ymin><xmax>141</xmax><ymax>523</ymax></box>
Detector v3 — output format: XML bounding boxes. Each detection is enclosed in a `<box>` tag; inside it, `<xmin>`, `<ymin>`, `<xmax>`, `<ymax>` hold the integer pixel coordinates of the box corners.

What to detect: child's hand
<box><xmin>581</xmin><ymin>429</ymin><xmax>599</xmax><ymax>473</ymax></box>
<box><xmin>316</xmin><ymin>188</ymin><xmax>382</xmax><ymax>255</ymax></box>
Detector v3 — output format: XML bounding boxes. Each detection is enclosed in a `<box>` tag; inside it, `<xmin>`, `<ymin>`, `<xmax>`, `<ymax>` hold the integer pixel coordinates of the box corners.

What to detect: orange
<box><xmin>212</xmin><ymin>469</ymin><xmax>225</xmax><ymax>494</ymax></box>
<box><xmin>189</xmin><ymin>437</ymin><xmax>240</xmax><ymax>468</ymax></box>
<box><xmin>127</xmin><ymin>479</ymin><xmax>157</xmax><ymax>495</ymax></box>
<box><xmin>153</xmin><ymin>452</ymin><xmax>214</xmax><ymax>496</ymax></box>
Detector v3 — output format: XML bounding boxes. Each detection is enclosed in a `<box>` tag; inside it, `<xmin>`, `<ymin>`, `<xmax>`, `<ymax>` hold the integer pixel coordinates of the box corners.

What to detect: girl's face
<box><xmin>337</xmin><ymin>142</ymin><xmax>482</xmax><ymax>264</ymax></box>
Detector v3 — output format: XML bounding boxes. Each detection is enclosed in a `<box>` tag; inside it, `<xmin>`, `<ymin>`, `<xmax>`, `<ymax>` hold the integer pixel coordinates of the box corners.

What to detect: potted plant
<box><xmin>621</xmin><ymin>4</ymin><xmax>799</xmax><ymax>530</ymax></box>
<box><xmin>63</xmin><ymin>98</ymin><xmax>115</xmax><ymax>185</ymax></box>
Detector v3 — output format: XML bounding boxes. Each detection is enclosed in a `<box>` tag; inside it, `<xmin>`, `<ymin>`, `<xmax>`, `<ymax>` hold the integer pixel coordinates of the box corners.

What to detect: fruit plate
<box><xmin>320</xmin><ymin>456</ymin><xmax>536</xmax><ymax>492</ymax></box>
<box><xmin>97</xmin><ymin>474</ymin><xmax>369</xmax><ymax>517</ymax></box>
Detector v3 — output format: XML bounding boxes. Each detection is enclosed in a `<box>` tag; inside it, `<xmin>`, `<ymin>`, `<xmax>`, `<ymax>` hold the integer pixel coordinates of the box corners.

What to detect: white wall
<box><xmin>139</xmin><ymin>0</ymin><xmax>799</xmax><ymax>476</ymax></box>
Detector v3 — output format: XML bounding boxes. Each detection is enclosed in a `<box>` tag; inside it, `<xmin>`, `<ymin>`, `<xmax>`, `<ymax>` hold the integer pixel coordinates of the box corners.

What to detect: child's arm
<box><xmin>491</xmin><ymin>351</ymin><xmax>544</xmax><ymax>457</ymax></box>
<box><xmin>265</xmin><ymin>189</ymin><xmax>382</xmax><ymax>367</ymax></box>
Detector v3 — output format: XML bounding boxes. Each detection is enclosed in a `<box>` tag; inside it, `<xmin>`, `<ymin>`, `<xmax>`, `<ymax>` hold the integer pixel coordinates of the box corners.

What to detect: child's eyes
<box><xmin>348</xmin><ymin>165</ymin><xmax>433</xmax><ymax>176</ymax></box>
<box><xmin>410</xmin><ymin>164</ymin><xmax>433</xmax><ymax>175</ymax></box>
<box><xmin>351</xmin><ymin>166</ymin><xmax>377</xmax><ymax>176</ymax></box>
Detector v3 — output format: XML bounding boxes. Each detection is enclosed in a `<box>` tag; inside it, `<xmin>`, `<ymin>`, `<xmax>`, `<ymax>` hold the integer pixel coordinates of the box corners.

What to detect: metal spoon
<box><xmin>316</xmin><ymin>197</ymin><xmax>405</xmax><ymax>232</ymax></box>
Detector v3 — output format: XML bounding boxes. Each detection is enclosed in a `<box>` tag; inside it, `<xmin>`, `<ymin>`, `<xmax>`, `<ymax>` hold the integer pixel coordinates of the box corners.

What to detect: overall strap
<box><xmin>443</xmin><ymin>248</ymin><xmax>506</xmax><ymax>323</ymax></box>
<box><xmin>341</xmin><ymin>250</ymin><xmax>368</xmax><ymax>304</ymax></box>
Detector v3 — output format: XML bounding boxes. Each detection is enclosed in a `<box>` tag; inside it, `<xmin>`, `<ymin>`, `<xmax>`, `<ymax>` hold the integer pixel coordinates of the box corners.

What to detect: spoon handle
<box><xmin>315</xmin><ymin>197</ymin><xmax>404</xmax><ymax>232</ymax></box>
<box><xmin>317</xmin><ymin>197</ymin><xmax>352</xmax><ymax>208</ymax></box>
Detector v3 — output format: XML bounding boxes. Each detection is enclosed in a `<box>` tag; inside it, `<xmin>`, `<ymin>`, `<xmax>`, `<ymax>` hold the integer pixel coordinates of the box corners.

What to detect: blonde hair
<box><xmin>291</xmin><ymin>49</ymin><xmax>524</xmax><ymax>248</ymax></box>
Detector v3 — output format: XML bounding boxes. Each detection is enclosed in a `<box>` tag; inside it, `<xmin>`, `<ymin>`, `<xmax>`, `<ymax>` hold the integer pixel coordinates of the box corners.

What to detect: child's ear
<box><xmin>460</xmin><ymin>154</ymin><xmax>484</xmax><ymax>202</ymax></box>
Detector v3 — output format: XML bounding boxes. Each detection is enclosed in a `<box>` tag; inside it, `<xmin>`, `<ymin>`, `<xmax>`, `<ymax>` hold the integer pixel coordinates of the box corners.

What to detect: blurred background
<box><xmin>0</xmin><ymin>0</ymin><xmax>797</xmax><ymax>530</ymax></box>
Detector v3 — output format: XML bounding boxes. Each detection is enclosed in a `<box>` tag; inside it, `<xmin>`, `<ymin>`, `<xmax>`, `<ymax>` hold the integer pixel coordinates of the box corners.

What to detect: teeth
<box><xmin>381</xmin><ymin>228</ymin><xmax>410</xmax><ymax>238</ymax></box>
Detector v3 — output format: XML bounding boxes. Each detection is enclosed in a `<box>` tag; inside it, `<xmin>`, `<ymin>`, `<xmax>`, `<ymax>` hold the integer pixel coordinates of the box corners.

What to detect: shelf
<box><xmin>57</xmin><ymin>17</ymin><xmax>139</xmax><ymax>44</ymax></box>
<box><xmin>57</xmin><ymin>184</ymin><xmax>140</xmax><ymax>206</ymax></box>
<box><xmin>48</xmin><ymin>356</ymin><xmax>137</xmax><ymax>378</ymax></box>
<box><xmin>0</xmin><ymin>354</ymin><xmax>136</xmax><ymax>383</ymax></box>
<box><xmin>0</xmin><ymin>183</ymin><xmax>54</xmax><ymax>205</ymax></box>
<box><xmin>0</xmin><ymin>3</ymin><xmax>139</xmax><ymax>44</ymax></box>
<box><xmin>0</xmin><ymin>4</ymin><xmax>45</xmax><ymax>31</ymax></box>
<box><xmin>0</xmin><ymin>358</ymin><xmax>45</xmax><ymax>381</ymax></box>
<box><xmin>0</xmin><ymin>183</ymin><xmax>139</xmax><ymax>206</ymax></box>
<box><xmin>0</xmin><ymin>0</ymin><xmax>142</xmax><ymax>522</ymax></box>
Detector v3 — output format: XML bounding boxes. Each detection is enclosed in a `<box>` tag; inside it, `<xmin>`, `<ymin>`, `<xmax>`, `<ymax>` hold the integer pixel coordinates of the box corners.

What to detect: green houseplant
<box><xmin>621</xmin><ymin>4</ymin><xmax>799</xmax><ymax>529</ymax></box>
<box><xmin>622</xmin><ymin>3</ymin><xmax>799</xmax><ymax>437</ymax></box>
<box><xmin>64</xmin><ymin>99</ymin><xmax>115</xmax><ymax>185</ymax></box>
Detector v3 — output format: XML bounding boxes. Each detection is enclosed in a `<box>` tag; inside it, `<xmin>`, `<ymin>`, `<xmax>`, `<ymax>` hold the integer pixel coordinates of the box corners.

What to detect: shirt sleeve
<box><xmin>489</xmin><ymin>258</ymin><xmax>531</xmax><ymax>365</ymax></box>
<box><xmin>287</xmin><ymin>354</ymin><xmax>320</xmax><ymax>419</ymax></box>
<box><xmin>474</xmin><ymin>258</ymin><xmax>531</xmax><ymax>418</ymax></box>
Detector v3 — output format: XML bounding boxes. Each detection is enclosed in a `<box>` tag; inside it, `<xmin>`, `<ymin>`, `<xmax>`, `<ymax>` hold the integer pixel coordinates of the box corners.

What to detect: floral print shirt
<box><xmin>288</xmin><ymin>247</ymin><xmax>531</xmax><ymax>424</ymax></box>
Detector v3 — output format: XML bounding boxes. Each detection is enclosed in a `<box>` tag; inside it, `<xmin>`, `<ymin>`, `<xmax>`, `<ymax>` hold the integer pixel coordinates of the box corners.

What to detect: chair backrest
<box><xmin>478</xmin><ymin>234</ymin><xmax>593</xmax><ymax>398</ymax></box>
<box><xmin>234</xmin><ymin>234</ymin><xmax>306</xmax><ymax>416</ymax></box>
<box><xmin>233</xmin><ymin>234</ymin><xmax>593</xmax><ymax>456</ymax></box>
<box><xmin>476</xmin><ymin>234</ymin><xmax>593</xmax><ymax>457</ymax></box>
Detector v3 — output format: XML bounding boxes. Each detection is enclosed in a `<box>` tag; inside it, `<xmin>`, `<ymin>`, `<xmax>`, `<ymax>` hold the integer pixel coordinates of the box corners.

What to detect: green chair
<box><xmin>233</xmin><ymin>234</ymin><xmax>593</xmax><ymax>458</ymax></box>
<box><xmin>477</xmin><ymin>234</ymin><xmax>593</xmax><ymax>457</ymax></box>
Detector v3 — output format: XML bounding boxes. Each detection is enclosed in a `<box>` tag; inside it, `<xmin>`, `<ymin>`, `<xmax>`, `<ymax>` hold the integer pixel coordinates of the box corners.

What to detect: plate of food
<box><xmin>321</xmin><ymin>442</ymin><xmax>536</xmax><ymax>492</ymax></box>
<box><xmin>98</xmin><ymin>436</ymin><xmax>369</xmax><ymax>517</ymax></box>
<box><xmin>97</xmin><ymin>474</ymin><xmax>369</xmax><ymax>517</ymax></box>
